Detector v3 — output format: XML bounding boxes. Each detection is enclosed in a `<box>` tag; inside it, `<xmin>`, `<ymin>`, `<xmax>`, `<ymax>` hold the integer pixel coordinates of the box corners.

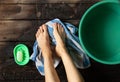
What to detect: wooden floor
<box><xmin>0</xmin><ymin>0</ymin><xmax>120</xmax><ymax>82</ymax></box>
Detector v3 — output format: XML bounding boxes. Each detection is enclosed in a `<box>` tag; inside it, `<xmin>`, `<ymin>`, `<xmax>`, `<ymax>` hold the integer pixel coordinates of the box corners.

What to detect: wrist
<box><xmin>42</xmin><ymin>49</ymin><xmax>52</xmax><ymax>58</ymax></box>
<box><xmin>60</xmin><ymin>50</ymin><xmax>69</xmax><ymax>58</ymax></box>
<box><xmin>43</xmin><ymin>54</ymin><xmax>53</xmax><ymax>62</ymax></box>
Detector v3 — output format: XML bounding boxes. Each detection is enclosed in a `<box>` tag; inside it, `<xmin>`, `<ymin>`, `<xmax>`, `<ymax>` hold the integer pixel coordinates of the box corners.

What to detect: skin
<box><xmin>36</xmin><ymin>24</ymin><xmax>60</xmax><ymax>82</ymax></box>
<box><xmin>36</xmin><ymin>23</ymin><xmax>84</xmax><ymax>82</ymax></box>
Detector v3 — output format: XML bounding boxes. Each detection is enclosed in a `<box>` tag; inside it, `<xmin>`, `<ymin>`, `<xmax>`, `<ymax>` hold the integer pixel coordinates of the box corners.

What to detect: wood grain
<box><xmin>0</xmin><ymin>41</ymin><xmax>67</xmax><ymax>81</ymax></box>
<box><xmin>0</xmin><ymin>20</ymin><xmax>37</xmax><ymax>41</ymax></box>
<box><xmin>0</xmin><ymin>4</ymin><xmax>36</xmax><ymax>20</ymax></box>
<box><xmin>0</xmin><ymin>20</ymin><xmax>80</xmax><ymax>41</ymax></box>
<box><xmin>0</xmin><ymin>2</ymin><xmax>97</xmax><ymax>20</ymax></box>
<box><xmin>1</xmin><ymin>0</ymin><xmax>120</xmax><ymax>82</ymax></box>
<box><xmin>0</xmin><ymin>0</ymin><xmax>100</xmax><ymax>4</ymax></box>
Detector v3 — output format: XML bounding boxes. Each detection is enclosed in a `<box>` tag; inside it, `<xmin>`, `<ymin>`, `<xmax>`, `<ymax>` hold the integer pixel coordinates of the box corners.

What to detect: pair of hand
<box><xmin>36</xmin><ymin>23</ymin><xmax>67</xmax><ymax>58</ymax></box>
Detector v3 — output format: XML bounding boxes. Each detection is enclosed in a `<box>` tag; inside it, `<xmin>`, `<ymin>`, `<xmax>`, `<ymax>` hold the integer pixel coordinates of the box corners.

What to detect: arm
<box><xmin>61</xmin><ymin>50</ymin><xmax>84</xmax><ymax>82</ymax></box>
<box><xmin>52</xmin><ymin>23</ymin><xmax>84</xmax><ymax>82</ymax></box>
<box><xmin>36</xmin><ymin>24</ymin><xmax>60</xmax><ymax>82</ymax></box>
<box><xmin>43</xmin><ymin>48</ymin><xmax>60</xmax><ymax>82</ymax></box>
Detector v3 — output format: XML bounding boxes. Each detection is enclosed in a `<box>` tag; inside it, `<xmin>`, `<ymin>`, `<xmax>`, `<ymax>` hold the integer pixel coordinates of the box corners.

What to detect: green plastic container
<box><xmin>13</xmin><ymin>44</ymin><xmax>30</xmax><ymax>65</ymax></box>
<box><xmin>79</xmin><ymin>0</ymin><xmax>120</xmax><ymax>64</ymax></box>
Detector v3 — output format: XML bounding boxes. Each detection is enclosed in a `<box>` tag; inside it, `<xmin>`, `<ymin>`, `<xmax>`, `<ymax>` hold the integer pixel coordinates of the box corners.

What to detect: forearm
<box><xmin>44</xmin><ymin>53</ymin><xmax>60</xmax><ymax>82</ymax></box>
<box><xmin>61</xmin><ymin>51</ymin><xmax>84</xmax><ymax>82</ymax></box>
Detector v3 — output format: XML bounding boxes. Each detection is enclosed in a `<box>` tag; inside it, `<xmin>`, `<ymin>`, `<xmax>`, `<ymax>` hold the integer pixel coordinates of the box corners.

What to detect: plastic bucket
<box><xmin>79</xmin><ymin>0</ymin><xmax>120</xmax><ymax>64</ymax></box>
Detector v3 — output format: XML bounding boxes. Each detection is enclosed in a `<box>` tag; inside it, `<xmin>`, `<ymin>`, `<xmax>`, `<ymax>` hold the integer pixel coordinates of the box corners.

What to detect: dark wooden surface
<box><xmin>0</xmin><ymin>0</ymin><xmax>120</xmax><ymax>82</ymax></box>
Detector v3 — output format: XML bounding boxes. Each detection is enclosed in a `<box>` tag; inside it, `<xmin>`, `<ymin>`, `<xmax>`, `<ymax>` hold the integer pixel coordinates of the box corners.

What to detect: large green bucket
<box><xmin>79</xmin><ymin>0</ymin><xmax>120</xmax><ymax>64</ymax></box>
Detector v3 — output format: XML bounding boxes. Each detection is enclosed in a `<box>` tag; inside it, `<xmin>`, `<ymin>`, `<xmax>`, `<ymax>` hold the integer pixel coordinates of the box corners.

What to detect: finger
<box><xmin>40</xmin><ymin>25</ymin><xmax>44</xmax><ymax>32</ymax></box>
<box><xmin>43</xmin><ymin>24</ymin><xmax>48</xmax><ymax>33</ymax></box>
<box><xmin>36</xmin><ymin>29</ymin><xmax>40</xmax><ymax>38</ymax></box>
<box><xmin>53</xmin><ymin>23</ymin><xmax>58</xmax><ymax>31</ymax></box>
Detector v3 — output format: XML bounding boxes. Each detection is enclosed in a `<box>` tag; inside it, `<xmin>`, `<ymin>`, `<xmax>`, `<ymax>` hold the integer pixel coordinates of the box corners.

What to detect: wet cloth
<box><xmin>30</xmin><ymin>18</ymin><xmax>90</xmax><ymax>76</ymax></box>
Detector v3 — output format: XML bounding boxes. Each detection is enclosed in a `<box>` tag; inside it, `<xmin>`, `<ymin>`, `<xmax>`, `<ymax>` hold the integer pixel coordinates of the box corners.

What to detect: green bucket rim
<box><xmin>79</xmin><ymin>1</ymin><xmax>120</xmax><ymax>65</ymax></box>
<box><xmin>13</xmin><ymin>44</ymin><xmax>30</xmax><ymax>65</ymax></box>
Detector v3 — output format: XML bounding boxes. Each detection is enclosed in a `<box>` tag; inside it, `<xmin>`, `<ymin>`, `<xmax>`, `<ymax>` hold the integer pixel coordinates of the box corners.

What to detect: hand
<box><xmin>36</xmin><ymin>24</ymin><xmax>52</xmax><ymax>58</ymax></box>
<box><xmin>53</xmin><ymin>23</ymin><xmax>67</xmax><ymax>57</ymax></box>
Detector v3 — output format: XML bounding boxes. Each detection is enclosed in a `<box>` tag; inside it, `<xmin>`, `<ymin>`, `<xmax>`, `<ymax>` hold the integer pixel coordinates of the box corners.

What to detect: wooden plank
<box><xmin>0</xmin><ymin>20</ymin><xmax>38</xmax><ymax>41</ymax></box>
<box><xmin>0</xmin><ymin>19</ymin><xmax>79</xmax><ymax>65</ymax></box>
<box><xmin>0</xmin><ymin>42</ymin><xmax>34</xmax><ymax>64</ymax></box>
<box><xmin>1</xmin><ymin>41</ymin><xmax>120</xmax><ymax>82</ymax></box>
<box><xmin>38</xmin><ymin>19</ymin><xmax>80</xmax><ymax>27</ymax></box>
<box><xmin>80</xmin><ymin>60</ymin><xmax>120</xmax><ymax>82</ymax></box>
<box><xmin>0</xmin><ymin>41</ymin><xmax>33</xmax><ymax>52</ymax></box>
<box><xmin>0</xmin><ymin>41</ymin><xmax>67</xmax><ymax>81</ymax></box>
<box><xmin>0</xmin><ymin>4</ymin><xmax>75</xmax><ymax>20</ymax></box>
<box><xmin>0</xmin><ymin>61</ymin><xmax>45</xmax><ymax>81</ymax></box>
<box><xmin>0</xmin><ymin>42</ymin><xmax>39</xmax><ymax>80</ymax></box>
<box><xmin>0</xmin><ymin>0</ymin><xmax>100</xmax><ymax>4</ymax></box>
<box><xmin>0</xmin><ymin>42</ymin><xmax>43</xmax><ymax>81</ymax></box>
<box><xmin>0</xmin><ymin>62</ymin><xmax>67</xmax><ymax>82</ymax></box>
<box><xmin>74</xmin><ymin>3</ymin><xmax>96</xmax><ymax>19</ymax></box>
<box><xmin>0</xmin><ymin>2</ymin><xmax>98</xmax><ymax>20</ymax></box>
<box><xmin>0</xmin><ymin>0</ymin><xmax>37</xmax><ymax>4</ymax></box>
<box><xmin>0</xmin><ymin>20</ymin><xmax>80</xmax><ymax>41</ymax></box>
<box><xmin>44</xmin><ymin>0</ymin><xmax>100</xmax><ymax>3</ymax></box>
<box><xmin>0</xmin><ymin>4</ymin><xmax>37</xmax><ymax>20</ymax></box>
<box><xmin>38</xmin><ymin>3</ymin><xmax>95</xmax><ymax>20</ymax></box>
<box><xmin>0</xmin><ymin>60</ymin><xmax>67</xmax><ymax>81</ymax></box>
